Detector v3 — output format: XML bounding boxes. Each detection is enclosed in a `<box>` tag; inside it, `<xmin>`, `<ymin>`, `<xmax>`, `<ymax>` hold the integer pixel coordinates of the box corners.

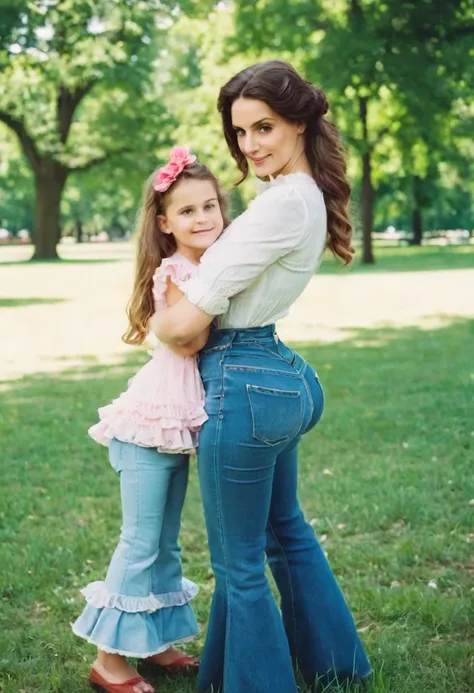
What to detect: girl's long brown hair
<box><xmin>218</xmin><ymin>60</ymin><xmax>354</xmax><ymax>265</ymax></box>
<box><xmin>123</xmin><ymin>163</ymin><xmax>228</xmax><ymax>346</ymax></box>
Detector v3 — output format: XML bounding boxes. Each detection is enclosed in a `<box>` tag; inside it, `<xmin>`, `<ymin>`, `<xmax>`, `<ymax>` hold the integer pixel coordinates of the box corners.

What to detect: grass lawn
<box><xmin>0</xmin><ymin>244</ymin><xmax>473</xmax><ymax>692</ymax></box>
<box><xmin>319</xmin><ymin>243</ymin><xmax>474</xmax><ymax>274</ymax></box>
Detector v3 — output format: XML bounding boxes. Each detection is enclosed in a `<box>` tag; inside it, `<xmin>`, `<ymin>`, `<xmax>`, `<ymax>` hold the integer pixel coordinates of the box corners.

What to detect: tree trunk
<box><xmin>359</xmin><ymin>96</ymin><xmax>375</xmax><ymax>264</ymax></box>
<box><xmin>411</xmin><ymin>175</ymin><xmax>423</xmax><ymax>246</ymax></box>
<box><xmin>32</xmin><ymin>162</ymin><xmax>68</xmax><ymax>260</ymax></box>
<box><xmin>412</xmin><ymin>207</ymin><xmax>423</xmax><ymax>245</ymax></box>
<box><xmin>75</xmin><ymin>218</ymin><xmax>84</xmax><ymax>243</ymax></box>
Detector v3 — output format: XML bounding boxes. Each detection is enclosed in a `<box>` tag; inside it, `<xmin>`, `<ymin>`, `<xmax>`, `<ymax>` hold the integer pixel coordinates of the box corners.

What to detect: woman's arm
<box><xmin>149</xmin><ymin>296</ymin><xmax>214</xmax><ymax>346</ymax></box>
<box><xmin>157</xmin><ymin>280</ymin><xmax>212</xmax><ymax>352</ymax></box>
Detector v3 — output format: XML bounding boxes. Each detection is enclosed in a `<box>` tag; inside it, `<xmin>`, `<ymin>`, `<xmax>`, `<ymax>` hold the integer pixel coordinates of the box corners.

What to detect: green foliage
<box><xmin>0</xmin><ymin>128</ymin><xmax>34</xmax><ymax>232</ymax></box>
<box><xmin>0</xmin><ymin>1</ymin><xmax>473</xmax><ymax>245</ymax></box>
<box><xmin>0</xmin><ymin>0</ymin><xmax>223</xmax><ymax>255</ymax></box>
<box><xmin>233</xmin><ymin>0</ymin><xmax>474</xmax><ymax>237</ymax></box>
<box><xmin>0</xmin><ymin>1</ymin><xmax>168</xmax><ymax>162</ymax></box>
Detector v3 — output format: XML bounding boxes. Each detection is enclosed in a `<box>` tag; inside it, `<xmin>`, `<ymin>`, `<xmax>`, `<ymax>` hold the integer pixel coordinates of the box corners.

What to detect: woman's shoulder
<box><xmin>256</xmin><ymin>172</ymin><xmax>323</xmax><ymax>208</ymax></box>
<box><xmin>259</xmin><ymin>172</ymin><xmax>322</xmax><ymax>195</ymax></box>
<box><xmin>245</xmin><ymin>172</ymin><xmax>323</xmax><ymax>225</ymax></box>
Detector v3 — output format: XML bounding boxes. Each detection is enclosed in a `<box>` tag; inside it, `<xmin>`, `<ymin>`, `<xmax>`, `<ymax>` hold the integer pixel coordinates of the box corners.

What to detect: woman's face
<box><xmin>231</xmin><ymin>97</ymin><xmax>306</xmax><ymax>178</ymax></box>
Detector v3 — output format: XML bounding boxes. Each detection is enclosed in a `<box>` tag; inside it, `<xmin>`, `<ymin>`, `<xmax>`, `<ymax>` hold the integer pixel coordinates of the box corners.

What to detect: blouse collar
<box><xmin>257</xmin><ymin>171</ymin><xmax>316</xmax><ymax>194</ymax></box>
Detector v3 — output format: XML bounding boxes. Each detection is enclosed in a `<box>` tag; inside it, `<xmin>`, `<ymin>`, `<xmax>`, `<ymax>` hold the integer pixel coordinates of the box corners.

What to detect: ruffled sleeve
<box><xmin>152</xmin><ymin>257</ymin><xmax>195</xmax><ymax>310</ymax></box>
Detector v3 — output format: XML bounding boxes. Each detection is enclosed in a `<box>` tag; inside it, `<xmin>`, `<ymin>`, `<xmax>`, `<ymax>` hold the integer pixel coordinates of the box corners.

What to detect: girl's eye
<box><xmin>260</xmin><ymin>125</ymin><xmax>272</xmax><ymax>133</ymax></box>
<box><xmin>181</xmin><ymin>209</ymin><xmax>192</xmax><ymax>215</ymax></box>
<box><xmin>235</xmin><ymin>129</ymin><xmax>244</xmax><ymax>137</ymax></box>
<box><xmin>205</xmin><ymin>203</ymin><xmax>216</xmax><ymax>210</ymax></box>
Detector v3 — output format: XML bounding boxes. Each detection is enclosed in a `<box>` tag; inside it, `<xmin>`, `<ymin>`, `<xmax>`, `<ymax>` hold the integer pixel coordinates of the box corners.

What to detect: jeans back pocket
<box><xmin>246</xmin><ymin>384</ymin><xmax>303</xmax><ymax>446</ymax></box>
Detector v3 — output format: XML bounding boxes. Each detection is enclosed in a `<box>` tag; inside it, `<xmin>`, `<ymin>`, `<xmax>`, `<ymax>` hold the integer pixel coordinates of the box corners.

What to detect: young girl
<box><xmin>72</xmin><ymin>147</ymin><xmax>227</xmax><ymax>693</ymax></box>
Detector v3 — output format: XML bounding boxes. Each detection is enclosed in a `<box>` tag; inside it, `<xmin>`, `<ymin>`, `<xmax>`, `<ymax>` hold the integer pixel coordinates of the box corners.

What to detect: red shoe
<box><xmin>144</xmin><ymin>652</ymin><xmax>199</xmax><ymax>673</ymax></box>
<box><xmin>90</xmin><ymin>666</ymin><xmax>154</xmax><ymax>693</ymax></box>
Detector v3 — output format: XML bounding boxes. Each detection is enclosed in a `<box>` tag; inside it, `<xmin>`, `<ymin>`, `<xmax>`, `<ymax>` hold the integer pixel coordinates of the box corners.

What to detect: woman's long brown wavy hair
<box><xmin>217</xmin><ymin>60</ymin><xmax>354</xmax><ymax>265</ymax></box>
<box><xmin>123</xmin><ymin>163</ymin><xmax>228</xmax><ymax>346</ymax></box>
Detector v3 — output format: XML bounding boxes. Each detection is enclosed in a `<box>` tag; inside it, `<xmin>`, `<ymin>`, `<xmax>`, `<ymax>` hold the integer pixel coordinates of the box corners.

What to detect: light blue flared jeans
<box><xmin>72</xmin><ymin>440</ymin><xmax>199</xmax><ymax>657</ymax></box>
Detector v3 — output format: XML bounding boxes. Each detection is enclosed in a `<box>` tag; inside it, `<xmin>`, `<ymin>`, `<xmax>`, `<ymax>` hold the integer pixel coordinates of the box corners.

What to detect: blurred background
<box><xmin>0</xmin><ymin>3</ymin><xmax>473</xmax><ymax>693</ymax></box>
<box><xmin>0</xmin><ymin>0</ymin><xmax>473</xmax><ymax>260</ymax></box>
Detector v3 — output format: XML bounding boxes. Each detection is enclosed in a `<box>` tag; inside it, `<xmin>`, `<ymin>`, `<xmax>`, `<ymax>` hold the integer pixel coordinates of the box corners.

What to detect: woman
<box><xmin>151</xmin><ymin>60</ymin><xmax>372</xmax><ymax>693</ymax></box>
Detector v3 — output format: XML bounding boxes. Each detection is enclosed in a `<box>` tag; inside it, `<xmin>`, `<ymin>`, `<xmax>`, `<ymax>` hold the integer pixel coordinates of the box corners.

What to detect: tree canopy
<box><xmin>0</xmin><ymin>0</ymin><xmax>472</xmax><ymax>261</ymax></box>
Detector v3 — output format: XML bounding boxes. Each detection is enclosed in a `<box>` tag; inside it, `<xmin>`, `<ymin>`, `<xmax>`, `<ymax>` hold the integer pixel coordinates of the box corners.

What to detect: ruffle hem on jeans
<box><xmin>71</xmin><ymin>577</ymin><xmax>200</xmax><ymax>658</ymax></box>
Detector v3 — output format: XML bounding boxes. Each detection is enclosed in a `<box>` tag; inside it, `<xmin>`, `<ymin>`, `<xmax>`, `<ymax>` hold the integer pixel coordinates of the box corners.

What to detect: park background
<box><xmin>0</xmin><ymin>1</ymin><xmax>473</xmax><ymax>692</ymax></box>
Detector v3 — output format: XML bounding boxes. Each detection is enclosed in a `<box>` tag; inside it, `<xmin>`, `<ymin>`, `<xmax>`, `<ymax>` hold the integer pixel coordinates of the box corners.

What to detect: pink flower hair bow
<box><xmin>153</xmin><ymin>146</ymin><xmax>197</xmax><ymax>192</ymax></box>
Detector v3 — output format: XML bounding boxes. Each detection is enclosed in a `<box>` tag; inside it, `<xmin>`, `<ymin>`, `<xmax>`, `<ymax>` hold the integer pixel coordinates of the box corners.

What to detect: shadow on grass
<box><xmin>319</xmin><ymin>244</ymin><xmax>474</xmax><ymax>275</ymax></box>
<box><xmin>0</xmin><ymin>318</ymin><xmax>473</xmax><ymax>693</ymax></box>
<box><xmin>0</xmin><ymin>297</ymin><xmax>67</xmax><ymax>308</ymax></box>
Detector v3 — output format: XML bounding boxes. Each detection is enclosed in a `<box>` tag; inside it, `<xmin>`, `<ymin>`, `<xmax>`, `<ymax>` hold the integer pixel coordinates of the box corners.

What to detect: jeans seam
<box><xmin>314</xmin><ymin>376</ymin><xmax>325</xmax><ymax>408</ymax></box>
<box><xmin>301</xmin><ymin>374</ymin><xmax>314</xmax><ymax>432</ymax></box>
<box><xmin>202</xmin><ymin>344</ymin><xmax>228</xmax><ymax>354</ymax></box>
<box><xmin>247</xmin><ymin>385</ymin><xmax>300</xmax><ymax>397</ymax></box>
<box><xmin>117</xmin><ymin>444</ymin><xmax>140</xmax><ymax>594</ymax></box>
<box><xmin>267</xmin><ymin>520</ymin><xmax>298</xmax><ymax>658</ymax></box>
<box><xmin>252</xmin><ymin>342</ymin><xmax>296</xmax><ymax>367</ymax></box>
<box><xmin>214</xmin><ymin>348</ymin><xmax>232</xmax><ymax>685</ymax></box>
<box><xmin>226</xmin><ymin>364</ymin><xmax>300</xmax><ymax>377</ymax></box>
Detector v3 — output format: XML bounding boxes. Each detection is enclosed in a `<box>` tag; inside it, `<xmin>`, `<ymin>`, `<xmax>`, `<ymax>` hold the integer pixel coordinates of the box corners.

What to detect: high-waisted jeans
<box><xmin>196</xmin><ymin>325</ymin><xmax>372</xmax><ymax>693</ymax></box>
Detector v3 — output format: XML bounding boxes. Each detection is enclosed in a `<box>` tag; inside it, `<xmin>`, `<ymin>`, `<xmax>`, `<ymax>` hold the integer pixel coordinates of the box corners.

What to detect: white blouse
<box><xmin>181</xmin><ymin>172</ymin><xmax>327</xmax><ymax>328</ymax></box>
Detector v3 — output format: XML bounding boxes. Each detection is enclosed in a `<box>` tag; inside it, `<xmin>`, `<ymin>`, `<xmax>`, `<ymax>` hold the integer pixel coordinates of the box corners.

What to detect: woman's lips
<box><xmin>250</xmin><ymin>155</ymin><xmax>270</xmax><ymax>166</ymax></box>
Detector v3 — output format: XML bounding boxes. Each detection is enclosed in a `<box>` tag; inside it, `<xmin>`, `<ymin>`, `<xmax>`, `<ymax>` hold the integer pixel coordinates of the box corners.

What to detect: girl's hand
<box><xmin>164</xmin><ymin>328</ymin><xmax>210</xmax><ymax>357</ymax></box>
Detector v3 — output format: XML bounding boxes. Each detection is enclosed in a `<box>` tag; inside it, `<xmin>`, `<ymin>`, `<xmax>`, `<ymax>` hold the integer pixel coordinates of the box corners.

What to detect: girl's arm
<box><xmin>159</xmin><ymin>280</ymin><xmax>210</xmax><ymax>355</ymax></box>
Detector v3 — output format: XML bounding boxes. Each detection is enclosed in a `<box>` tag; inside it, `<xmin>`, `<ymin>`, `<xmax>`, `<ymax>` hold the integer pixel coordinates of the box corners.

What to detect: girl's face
<box><xmin>231</xmin><ymin>97</ymin><xmax>306</xmax><ymax>179</ymax></box>
<box><xmin>158</xmin><ymin>178</ymin><xmax>224</xmax><ymax>263</ymax></box>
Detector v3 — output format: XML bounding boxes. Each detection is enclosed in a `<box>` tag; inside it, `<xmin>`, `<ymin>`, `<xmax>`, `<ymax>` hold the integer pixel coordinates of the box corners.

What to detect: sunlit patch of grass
<box><xmin>1</xmin><ymin>319</ymin><xmax>473</xmax><ymax>692</ymax></box>
<box><xmin>319</xmin><ymin>243</ymin><xmax>474</xmax><ymax>274</ymax></box>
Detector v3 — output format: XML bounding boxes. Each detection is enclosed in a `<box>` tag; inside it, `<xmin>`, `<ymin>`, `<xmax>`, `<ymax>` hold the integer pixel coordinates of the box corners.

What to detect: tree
<box><xmin>232</xmin><ymin>0</ymin><xmax>390</xmax><ymax>263</ymax></box>
<box><xmin>378</xmin><ymin>0</ymin><xmax>474</xmax><ymax>243</ymax></box>
<box><xmin>159</xmin><ymin>5</ymin><xmax>281</xmax><ymax>207</ymax></box>
<box><xmin>0</xmin><ymin>127</ymin><xmax>34</xmax><ymax>234</ymax></box>
<box><xmin>0</xmin><ymin>0</ymin><xmax>217</xmax><ymax>260</ymax></box>
<box><xmin>232</xmin><ymin>0</ymin><xmax>474</xmax><ymax>261</ymax></box>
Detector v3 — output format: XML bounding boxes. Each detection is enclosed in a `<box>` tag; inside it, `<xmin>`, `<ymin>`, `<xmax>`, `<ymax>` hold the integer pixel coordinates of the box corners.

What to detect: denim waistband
<box><xmin>205</xmin><ymin>324</ymin><xmax>276</xmax><ymax>350</ymax></box>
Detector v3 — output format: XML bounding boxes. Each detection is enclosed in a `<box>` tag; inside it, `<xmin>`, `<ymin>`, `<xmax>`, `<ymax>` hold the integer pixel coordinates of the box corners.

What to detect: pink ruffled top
<box><xmin>88</xmin><ymin>253</ymin><xmax>207</xmax><ymax>454</ymax></box>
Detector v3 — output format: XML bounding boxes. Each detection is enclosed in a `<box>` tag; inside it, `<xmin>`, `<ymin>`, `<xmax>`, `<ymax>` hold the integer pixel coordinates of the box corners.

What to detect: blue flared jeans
<box><xmin>196</xmin><ymin>325</ymin><xmax>372</xmax><ymax>693</ymax></box>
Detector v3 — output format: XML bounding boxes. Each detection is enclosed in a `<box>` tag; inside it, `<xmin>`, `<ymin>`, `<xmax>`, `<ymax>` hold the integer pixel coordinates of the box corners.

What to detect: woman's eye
<box><xmin>235</xmin><ymin>129</ymin><xmax>244</xmax><ymax>137</ymax></box>
<box><xmin>205</xmin><ymin>203</ymin><xmax>216</xmax><ymax>210</ymax></box>
<box><xmin>260</xmin><ymin>125</ymin><xmax>272</xmax><ymax>133</ymax></box>
<box><xmin>181</xmin><ymin>209</ymin><xmax>192</xmax><ymax>215</ymax></box>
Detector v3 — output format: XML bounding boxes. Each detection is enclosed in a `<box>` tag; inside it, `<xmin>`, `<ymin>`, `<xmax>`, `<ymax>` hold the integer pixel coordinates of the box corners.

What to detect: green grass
<box><xmin>320</xmin><ymin>243</ymin><xmax>474</xmax><ymax>274</ymax></box>
<box><xmin>1</xmin><ymin>317</ymin><xmax>473</xmax><ymax>693</ymax></box>
<box><xmin>0</xmin><ymin>298</ymin><xmax>66</xmax><ymax>308</ymax></box>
